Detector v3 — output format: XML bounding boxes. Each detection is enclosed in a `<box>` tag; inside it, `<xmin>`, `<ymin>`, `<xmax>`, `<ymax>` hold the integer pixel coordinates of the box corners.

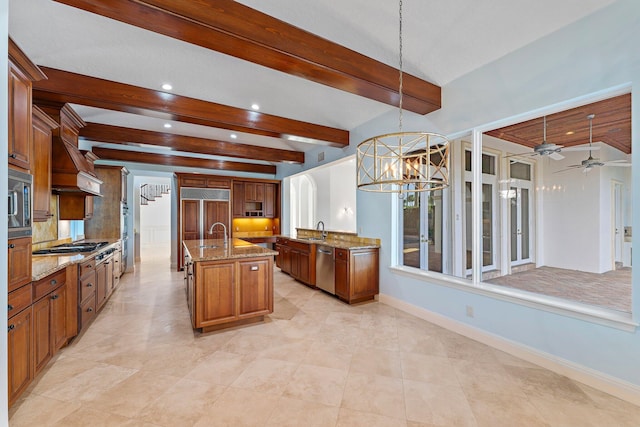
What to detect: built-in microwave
<box><xmin>8</xmin><ymin>168</ymin><xmax>32</xmax><ymax>239</ymax></box>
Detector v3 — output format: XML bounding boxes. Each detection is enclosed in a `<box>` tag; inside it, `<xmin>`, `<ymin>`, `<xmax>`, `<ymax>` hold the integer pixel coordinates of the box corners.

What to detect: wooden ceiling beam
<box><xmin>33</xmin><ymin>67</ymin><xmax>349</xmax><ymax>147</ymax></box>
<box><xmin>54</xmin><ymin>0</ymin><xmax>441</xmax><ymax>114</ymax></box>
<box><xmin>92</xmin><ymin>147</ymin><xmax>276</xmax><ymax>175</ymax></box>
<box><xmin>81</xmin><ymin>123</ymin><xmax>304</xmax><ymax>164</ymax></box>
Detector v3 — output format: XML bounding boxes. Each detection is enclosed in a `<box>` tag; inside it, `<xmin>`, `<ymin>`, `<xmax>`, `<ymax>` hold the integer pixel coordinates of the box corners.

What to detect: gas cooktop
<box><xmin>33</xmin><ymin>241</ymin><xmax>109</xmax><ymax>255</ymax></box>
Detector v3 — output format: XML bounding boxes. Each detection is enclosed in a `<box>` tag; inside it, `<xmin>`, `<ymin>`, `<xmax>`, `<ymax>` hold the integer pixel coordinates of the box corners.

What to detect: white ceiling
<box><xmin>8</xmin><ymin>0</ymin><xmax>615</xmax><ymax>164</ymax></box>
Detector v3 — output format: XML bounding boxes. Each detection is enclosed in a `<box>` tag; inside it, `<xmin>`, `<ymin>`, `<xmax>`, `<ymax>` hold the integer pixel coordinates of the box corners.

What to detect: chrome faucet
<box><xmin>316</xmin><ymin>221</ymin><xmax>327</xmax><ymax>239</ymax></box>
<box><xmin>208</xmin><ymin>222</ymin><xmax>228</xmax><ymax>245</ymax></box>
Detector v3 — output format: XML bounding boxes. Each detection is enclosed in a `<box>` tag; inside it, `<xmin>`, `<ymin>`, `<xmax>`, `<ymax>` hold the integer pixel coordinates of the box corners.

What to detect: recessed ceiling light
<box><xmin>251</xmin><ymin>103</ymin><xmax>260</xmax><ymax>111</ymax></box>
<box><xmin>162</xmin><ymin>83</ymin><xmax>173</xmax><ymax>91</ymax></box>
<box><xmin>163</xmin><ymin>123</ymin><xmax>172</xmax><ymax>129</ymax></box>
<box><xmin>230</xmin><ymin>134</ymin><xmax>237</xmax><ymax>139</ymax></box>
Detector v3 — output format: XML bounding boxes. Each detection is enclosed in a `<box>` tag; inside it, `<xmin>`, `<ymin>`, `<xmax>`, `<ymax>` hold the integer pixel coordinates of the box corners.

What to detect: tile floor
<box><xmin>9</xmin><ymin>253</ymin><xmax>640</xmax><ymax>426</ymax></box>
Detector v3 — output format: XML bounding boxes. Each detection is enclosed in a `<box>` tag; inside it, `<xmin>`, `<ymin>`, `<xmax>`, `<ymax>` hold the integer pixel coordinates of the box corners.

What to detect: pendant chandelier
<box><xmin>356</xmin><ymin>0</ymin><xmax>450</xmax><ymax>195</ymax></box>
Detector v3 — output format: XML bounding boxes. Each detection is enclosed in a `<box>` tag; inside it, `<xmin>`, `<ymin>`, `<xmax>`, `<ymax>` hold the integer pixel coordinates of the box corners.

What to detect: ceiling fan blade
<box><xmin>553</xmin><ymin>165</ymin><xmax>583</xmax><ymax>173</ymax></box>
<box><xmin>504</xmin><ymin>152</ymin><xmax>537</xmax><ymax>159</ymax></box>
<box><xmin>583</xmin><ymin>167</ymin><xmax>592</xmax><ymax>174</ymax></box>
<box><xmin>549</xmin><ymin>152</ymin><xmax>564</xmax><ymax>160</ymax></box>
<box><xmin>562</xmin><ymin>145</ymin><xmax>601</xmax><ymax>152</ymax></box>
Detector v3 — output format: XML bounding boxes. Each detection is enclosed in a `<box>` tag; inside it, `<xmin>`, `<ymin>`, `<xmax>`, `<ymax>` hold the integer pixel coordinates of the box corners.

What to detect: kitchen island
<box><xmin>183</xmin><ymin>238</ymin><xmax>278</xmax><ymax>332</ymax></box>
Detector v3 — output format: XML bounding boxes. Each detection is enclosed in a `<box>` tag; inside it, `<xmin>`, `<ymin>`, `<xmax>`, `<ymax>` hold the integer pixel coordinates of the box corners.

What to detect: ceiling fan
<box><xmin>557</xmin><ymin>114</ymin><xmax>631</xmax><ymax>173</ymax></box>
<box><xmin>506</xmin><ymin>116</ymin><xmax>599</xmax><ymax>160</ymax></box>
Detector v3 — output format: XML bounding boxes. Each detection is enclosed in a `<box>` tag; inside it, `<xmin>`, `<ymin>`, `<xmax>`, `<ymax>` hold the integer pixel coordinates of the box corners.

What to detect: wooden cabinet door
<box><xmin>96</xmin><ymin>262</ymin><xmax>107</xmax><ymax>310</ymax></box>
<box><xmin>31</xmin><ymin>107</ymin><xmax>56</xmax><ymax>222</ymax></box>
<box><xmin>33</xmin><ymin>297</ymin><xmax>52</xmax><ymax>374</ymax></box>
<box><xmin>8</xmin><ymin>237</ymin><xmax>32</xmax><ymax>292</ymax></box>
<box><xmin>204</xmin><ymin>200</ymin><xmax>229</xmax><ymax>240</ymax></box>
<box><xmin>238</xmin><ymin>259</ymin><xmax>271</xmax><ymax>317</ymax></box>
<box><xmin>281</xmin><ymin>245</ymin><xmax>291</xmax><ymax>273</ymax></box>
<box><xmin>264</xmin><ymin>183</ymin><xmax>276</xmax><ymax>218</ymax></box>
<box><xmin>105</xmin><ymin>257</ymin><xmax>114</xmax><ymax>296</ymax></box>
<box><xmin>232</xmin><ymin>182</ymin><xmax>244</xmax><ymax>217</ymax></box>
<box><xmin>8</xmin><ymin>307</ymin><xmax>34</xmax><ymax>407</ymax></box>
<box><xmin>59</xmin><ymin>194</ymin><xmax>93</xmax><ymax>220</ymax></box>
<box><xmin>51</xmin><ymin>284</ymin><xmax>68</xmax><ymax>352</ymax></box>
<box><xmin>197</xmin><ymin>262</ymin><xmax>236</xmax><ymax>326</ymax></box>
<box><xmin>290</xmin><ymin>250</ymin><xmax>300</xmax><ymax>278</ymax></box>
<box><xmin>182</xmin><ymin>199</ymin><xmax>201</xmax><ymax>241</ymax></box>
<box><xmin>349</xmin><ymin>250</ymin><xmax>379</xmax><ymax>302</ymax></box>
<box><xmin>297</xmin><ymin>251</ymin><xmax>310</xmax><ymax>284</ymax></box>
<box><xmin>8</xmin><ymin>64</ymin><xmax>32</xmax><ymax>170</ymax></box>
<box><xmin>334</xmin><ymin>249</ymin><xmax>349</xmax><ymax>301</ymax></box>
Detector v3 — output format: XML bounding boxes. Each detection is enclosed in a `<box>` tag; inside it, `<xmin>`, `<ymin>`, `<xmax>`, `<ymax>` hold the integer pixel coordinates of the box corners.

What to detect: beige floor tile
<box><xmin>438</xmin><ymin>333</ymin><xmax>500</xmax><ymax>364</ymax></box>
<box><xmin>505</xmin><ymin>365</ymin><xmax>593</xmax><ymax>405</ymax></box>
<box><xmin>403</xmin><ymin>379</ymin><xmax>477</xmax><ymax>426</ymax></box>
<box><xmin>529</xmin><ymin>395</ymin><xmax>627</xmax><ymax>427</ymax></box>
<box><xmin>400</xmin><ymin>352</ymin><xmax>460</xmax><ymax>386</ymax></box>
<box><xmin>230</xmin><ymin>357</ymin><xmax>298</xmax><ymax>395</ymax></box>
<box><xmin>53</xmin><ymin>407</ymin><xmax>139</xmax><ymax>427</ymax></box>
<box><xmin>304</xmin><ymin>340</ymin><xmax>354</xmax><ymax>371</ymax></box>
<box><xmin>265</xmin><ymin>396</ymin><xmax>340</xmax><ymax>427</ymax></box>
<box><xmin>283</xmin><ymin>363</ymin><xmax>348</xmax><ymax>406</ymax></box>
<box><xmin>137</xmin><ymin>378</ymin><xmax>226</xmax><ymax>426</ymax></box>
<box><xmin>464</xmin><ymin>390</ymin><xmax>548</xmax><ymax>427</ymax></box>
<box><xmin>194</xmin><ymin>387</ymin><xmax>279</xmax><ymax>426</ymax></box>
<box><xmin>257</xmin><ymin>336</ymin><xmax>313</xmax><ymax>363</ymax></box>
<box><xmin>397</xmin><ymin>325</ymin><xmax>449</xmax><ymax>357</ymax></box>
<box><xmin>341</xmin><ymin>372</ymin><xmax>406</xmax><ymax>419</ymax></box>
<box><xmin>84</xmin><ymin>370</ymin><xmax>182</xmax><ymax>418</ymax></box>
<box><xmin>350</xmin><ymin>346</ymin><xmax>403</xmax><ymax>378</ymax></box>
<box><xmin>184</xmin><ymin>350</ymin><xmax>256</xmax><ymax>386</ymax></box>
<box><xmin>39</xmin><ymin>362</ymin><xmax>138</xmax><ymax>402</ymax></box>
<box><xmin>8</xmin><ymin>394</ymin><xmax>82</xmax><ymax>427</ymax></box>
<box><xmin>336</xmin><ymin>408</ymin><xmax>408</xmax><ymax>427</ymax></box>
<box><xmin>451</xmin><ymin>358</ymin><xmax>525</xmax><ymax>396</ymax></box>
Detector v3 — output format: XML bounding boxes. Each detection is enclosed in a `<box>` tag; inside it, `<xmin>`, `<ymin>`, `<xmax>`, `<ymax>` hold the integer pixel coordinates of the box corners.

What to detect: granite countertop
<box><xmin>183</xmin><ymin>238</ymin><xmax>278</xmax><ymax>262</ymax></box>
<box><xmin>31</xmin><ymin>239</ymin><xmax>121</xmax><ymax>281</ymax></box>
<box><xmin>275</xmin><ymin>235</ymin><xmax>380</xmax><ymax>250</ymax></box>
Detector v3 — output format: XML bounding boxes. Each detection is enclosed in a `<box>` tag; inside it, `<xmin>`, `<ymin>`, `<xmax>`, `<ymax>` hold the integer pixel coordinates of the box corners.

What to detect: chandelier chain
<box><xmin>398</xmin><ymin>0</ymin><xmax>403</xmax><ymax>134</ymax></box>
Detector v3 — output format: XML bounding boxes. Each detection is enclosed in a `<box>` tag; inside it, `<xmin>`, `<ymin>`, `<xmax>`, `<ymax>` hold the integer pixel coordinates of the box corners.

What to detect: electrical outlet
<box><xmin>465</xmin><ymin>305</ymin><xmax>474</xmax><ymax>318</ymax></box>
<box><xmin>318</xmin><ymin>151</ymin><xmax>325</xmax><ymax>162</ymax></box>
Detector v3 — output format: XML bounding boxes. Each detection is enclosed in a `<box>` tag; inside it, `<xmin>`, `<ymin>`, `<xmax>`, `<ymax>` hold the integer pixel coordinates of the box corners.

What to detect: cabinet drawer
<box><xmin>335</xmin><ymin>248</ymin><xmax>348</xmax><ymax>260</ymax></box>
<box><xmin>80</xmin><ymin>273</ymin><xmax>96</xmax><ymax>304</ymax></box>
<box><xmin>8</xmin><ymin>283</ymin><xmax>32</xmax><ymax>319</ymax></box>
<box><xmin>33</xmin><ymin>270</ymin><xmax>65</xmax><ymax>301</ymax></box>
<box><xmin>79</xmin><ymin>258</ymin><xmax>96</xmax><ymax>278</ymax></box>
<box><xmin>80</xmin><ymin>297</ymin><xmax>96</xmax><ymax>327</ymax></box>
<box><xmin>288</xmin><ymin>240</ymin><xmax>311</xmax><ymax>253</ymax></box>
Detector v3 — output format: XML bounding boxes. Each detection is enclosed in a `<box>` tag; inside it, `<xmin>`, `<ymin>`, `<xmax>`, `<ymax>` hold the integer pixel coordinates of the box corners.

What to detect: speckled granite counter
<box><xmin>183</xmin><ymin>238</ymin><xmax>278</xmax><ymax>262</ymax></box>
<box><xmin>276</xmin><ymin>235</ymin><xmax>380</xmax><ymax>250</ymax></box>
<box><xmin>31</xmin><ymin>239</ymin><xmax>121</xmax><ymax>281</ymax></box>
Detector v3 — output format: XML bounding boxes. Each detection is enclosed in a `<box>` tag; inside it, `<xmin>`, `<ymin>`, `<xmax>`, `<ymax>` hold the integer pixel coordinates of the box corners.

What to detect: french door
<box><xmin>509</xmin><ymin>161</ymin><xmax>533</xmax><ymax>266</ymax></box>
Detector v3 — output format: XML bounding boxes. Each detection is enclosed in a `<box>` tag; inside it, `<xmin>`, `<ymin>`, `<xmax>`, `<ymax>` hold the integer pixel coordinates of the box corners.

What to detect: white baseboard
<box><xmin>379</xmin><ymin>293</ymin><xmax>640</xmax><ymax>406</ymax></box>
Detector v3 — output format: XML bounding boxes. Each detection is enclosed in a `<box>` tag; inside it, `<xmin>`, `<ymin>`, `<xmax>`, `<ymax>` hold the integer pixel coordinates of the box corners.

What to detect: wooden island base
<box><xmin>201</xmin><ymin>316</ymin><xmax>265</xmax><ymax>333</ymax></box>
<box><xmin>183</xmin><ymin>239</ymin><xmax>277</xmax><ymax>332</ymax></box>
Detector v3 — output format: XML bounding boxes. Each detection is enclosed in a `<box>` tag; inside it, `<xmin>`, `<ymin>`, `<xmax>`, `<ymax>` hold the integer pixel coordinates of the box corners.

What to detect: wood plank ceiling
<box><xmin>27</xmin><ymin>0</ymin><xmax>444</xmax><ymax>173</ymax></box>
<box><xmin>486</xmin><ymin>93</ymin><xmax>631</xmax><ymax>154</ymax></box>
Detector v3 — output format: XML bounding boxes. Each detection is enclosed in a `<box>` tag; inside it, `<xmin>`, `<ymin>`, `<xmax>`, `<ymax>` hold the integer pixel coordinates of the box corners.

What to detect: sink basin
<box><xmin>199</xmin><ymin>245</ymin><xmax>219</xmax><ymax>249</ymax></box>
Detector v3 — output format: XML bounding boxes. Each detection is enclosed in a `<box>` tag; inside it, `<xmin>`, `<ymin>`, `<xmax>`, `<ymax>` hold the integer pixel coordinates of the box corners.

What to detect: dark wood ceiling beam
<box><xmin>54</xmin><ymin>0</ymin><xmax>441</xmax><ymax>114</ymax></box>
<box><xmin>92</xmin><ymin>147</ymin><xmax>276</xmax><ymax>174</ymax></box>
<box><xmin>81</xmin><ymin>123</ymin><xmax>304</xmax><ymax>164</ymax></box>
<box><xmin>33</xmin><ymin>67</ymin><xmax>349</xmax><ymax>147</ymax></box>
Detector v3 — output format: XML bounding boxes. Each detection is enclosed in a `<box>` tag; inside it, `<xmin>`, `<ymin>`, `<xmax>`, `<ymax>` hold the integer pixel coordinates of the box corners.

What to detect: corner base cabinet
<box><xmin>186</xmin><ymin>253</ymin><xmax>274</xmax><ymax>332</ymax></box>
<box><xmin>335</xmin><ymin>247</ymin><xmax>379</xmax><ymax>304</ymax></box>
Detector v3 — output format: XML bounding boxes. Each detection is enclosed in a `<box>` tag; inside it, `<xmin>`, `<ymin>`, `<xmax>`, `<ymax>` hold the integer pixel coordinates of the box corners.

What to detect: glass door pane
<box><xmin>482</xmin><ymin>183</ymin><xmax>493</xmax><ymax>267</ymax></box>
<box><xmin>511</xmin><ymin>187</ymin><xmax>518</xmax><ymax>262</ymax></box>
<box><xmin>521</xmin><ymin>188</ymin><xmax>530</xmax><ymax>260</ymax></box>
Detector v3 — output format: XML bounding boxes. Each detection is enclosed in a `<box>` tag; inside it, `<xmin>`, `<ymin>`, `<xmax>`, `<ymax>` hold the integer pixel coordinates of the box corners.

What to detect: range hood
<box><xmin>51</xmin><ymin>137</ymin><xmax>102</xmax><ymax>196</ymax></box>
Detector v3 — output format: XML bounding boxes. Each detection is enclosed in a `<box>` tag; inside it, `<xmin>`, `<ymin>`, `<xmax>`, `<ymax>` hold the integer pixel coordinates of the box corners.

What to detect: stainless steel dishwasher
<box><xmin>316</xmin><ymin>245</ymin><xmax>335</xmax><ymax>294</ymax></box>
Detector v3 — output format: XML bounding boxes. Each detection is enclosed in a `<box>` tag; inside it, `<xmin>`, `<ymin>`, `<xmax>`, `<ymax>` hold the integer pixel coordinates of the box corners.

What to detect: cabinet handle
<box><xmin>8</xmin><ymin>243</ymin><xmax>15</xmax><ymax>249</ymax></box>
<box><xmin>8</xmin><ymin>304</ymin><xmax>14</xmax><ymax>311</ymax></box>
<box><xmin>51</xmin><ymin>294</ymin><xmax>59</xmax><ymax>300</ymax></box>
<box><xmin>9</xmin><ymin>153</ymin><xmax>16</xmax><ymax>159</ymax></box>
<box><xmin>250</xmin><ymin>265</ymin><xmax>259</xmax><ymax>271</ymax></box>
<box><xmin>105</xmin><ymin>262</ymin><xmax>110</xmax><ymax>265</ymax></box>
<box><xmin>87</xmin><ymin>307</ymin><xmax>93</xmax><ymax>312</ymax></box>
<box><xmin>50</xmin><ymin>279</ymin><xmax>57</xmax><ymax>286</ymax></box>
<box><xmin>87</xmin><ymin>264</ymin><xmax>92</xmax><ymax>268</ymax></box>
<box><xmin>46</xmin><ymin>213</ymin><xmax>55</xmax><ymax>217</ymax></box>
<box><xmin>87</xmin><ymin>283</ymin><xmax>93</xmax><ymax>287</ymax></box>
<box><xmin>8</xmin><ymin>324</ymin><xmax>15</xmax><ymax>331</ymax></box>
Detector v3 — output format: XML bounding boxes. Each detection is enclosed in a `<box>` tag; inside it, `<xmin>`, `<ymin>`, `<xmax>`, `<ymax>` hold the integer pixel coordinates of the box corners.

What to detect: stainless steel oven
<box><xmin>8</xmin><ymin>168</ymin><xmax>32</xmax><ymax>239</ymax></box>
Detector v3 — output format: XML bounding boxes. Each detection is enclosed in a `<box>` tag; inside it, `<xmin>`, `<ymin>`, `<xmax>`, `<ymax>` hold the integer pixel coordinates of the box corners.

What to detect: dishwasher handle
<box><xmin>317</xmin><ymin>249</ymin><xmax>333</xmax><ymax>255</ymax></box>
